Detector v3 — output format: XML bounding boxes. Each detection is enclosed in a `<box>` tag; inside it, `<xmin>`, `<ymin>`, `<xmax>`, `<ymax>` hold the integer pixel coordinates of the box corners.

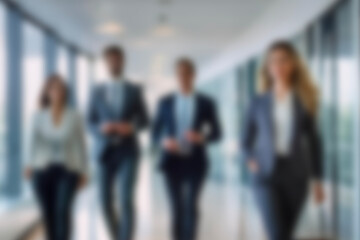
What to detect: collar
<box><xmin>176</xmin><ymin>90</ymin><xmax>195</xmax><ymax>99</ymax></box>
<box><xmin>272</xmin><ymin>90</ymin><xmax>294</xmax><ymax>104</ymax></box>
<box><xmin>109</xmin><ymin>75</ymin><xmax>125</xmax><ymax>83</ymax></box>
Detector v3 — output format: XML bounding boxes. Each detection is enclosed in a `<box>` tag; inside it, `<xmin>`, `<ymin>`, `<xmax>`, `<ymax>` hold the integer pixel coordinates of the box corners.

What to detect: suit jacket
<box><xmin>87</xmin><ymin>81</ymin><xmax>149</xmax><ymax>160</ymax></box>
<box><xmin>242</xmin><ymin>92</ymin><xmax>322</xmax><ymax>180</ymax></box>
<box><xmin>152</xmin><ymin>93</ymin><xmax>222</xmax><ymax>172</ymax></box>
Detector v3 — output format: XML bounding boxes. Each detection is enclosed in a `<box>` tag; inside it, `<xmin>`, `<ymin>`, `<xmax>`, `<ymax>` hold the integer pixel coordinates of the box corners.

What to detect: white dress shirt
<box><xmin>28</xmin><ymin>108</ymin><xmax>88</xmax><ymax>174</ymax></box>
<box><xmin>273</xmin><ymin>92</ymin><xmax>294</xmax><ymax>156</ymax></box>
<box><xmin>175</xmin><ymin>91</ymin><xmax>196</xmax><ymax>153</ymax></box>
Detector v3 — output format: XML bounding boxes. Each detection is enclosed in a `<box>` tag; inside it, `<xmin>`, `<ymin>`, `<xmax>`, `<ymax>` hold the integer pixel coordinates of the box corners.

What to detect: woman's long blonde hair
<box><xmin>258</xmin><ymin>41</ymin><xmax>319</xmax><ymax>117</ymax></box>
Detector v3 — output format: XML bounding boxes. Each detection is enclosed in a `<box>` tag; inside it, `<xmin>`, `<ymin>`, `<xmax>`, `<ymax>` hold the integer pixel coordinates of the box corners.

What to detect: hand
<box><xmin>313</xmin><ymin>181</ymin><xmax>325</xmax><ymax>204</ymax></box>
<box><xmin>101</xmin><ymin>123</ymin><xmax>115</xmax><ymax>135</ymax></box>
<box><xmin>24</xmin><ymin>167</ymin><xmax>33</xmax><ymax>179</ymax></box>
<box><xmin>78</xmin><ymin>175</ymin><xmax>88</xmax><ymax>190</ymax></box>
<box><xmin>247</xmin><ymin>159</ymin><xmax>259</xmax><ymax>174</ymax></box>
<box><xmin>113</xmin><ymin>122</ymin><xmax>133</xmax><ymax>136</ymax></box>
<box><xmin>186</xmin><ymin>131</ymin><xmax>204</xmax><ymax>144</ymax></box>
<box><xmin>163</xmin><ymin>138</ymin><xmax>180</xmax><ymax>153</ymax></box>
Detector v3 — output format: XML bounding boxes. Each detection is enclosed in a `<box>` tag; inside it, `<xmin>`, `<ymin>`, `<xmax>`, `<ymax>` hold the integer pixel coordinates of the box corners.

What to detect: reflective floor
<box><xmin>73</xmin><ymin>158</ymin><xmax>250</xmax><ymax>240</ymax></box>
<box><xmin>27</xmin><ymin>156</ymin><xmax>329</xmax><ymax>240</ymax></box>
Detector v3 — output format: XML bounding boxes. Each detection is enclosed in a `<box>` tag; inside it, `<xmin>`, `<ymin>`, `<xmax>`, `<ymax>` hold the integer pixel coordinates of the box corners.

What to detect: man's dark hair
<box><xmin>176</xmin><ymin>57</ymin><xmax>196</xmax><ymax>74</ymax></box>
<box><xmin>103</xmin><ymin>45</ymin><xmax>125</xmax><ymax>58</ymax></box>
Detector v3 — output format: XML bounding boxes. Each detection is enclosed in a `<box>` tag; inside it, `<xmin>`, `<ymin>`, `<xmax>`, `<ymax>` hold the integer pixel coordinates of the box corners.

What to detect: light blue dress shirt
<box><xmin>107</xmin><ymin>77</ymin><xmax>125</xmax><ymax>117</ymax></box>
<box><xmin>175</xmin><ymin>92</ymin><xmax>196</xmax><ymax>153</ymax></box>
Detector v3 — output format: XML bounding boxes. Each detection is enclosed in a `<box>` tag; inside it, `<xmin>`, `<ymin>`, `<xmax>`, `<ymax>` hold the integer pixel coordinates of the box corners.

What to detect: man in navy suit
<box><xmin>87</xmin><ymin>46</ymin><xmax>149</xmax><ymax>240</ymax></box>
<box><xmin>152</xmin><ymin>58</ymin><xmax>222</xmax><ymax>240</ymax></box>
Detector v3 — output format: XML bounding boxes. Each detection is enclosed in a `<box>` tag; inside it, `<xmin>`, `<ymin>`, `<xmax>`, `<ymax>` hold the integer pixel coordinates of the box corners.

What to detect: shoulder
<box><xmin>160</xmin><ymin>93</ymin><xmax>175</xmax><ymax>103</ymax></box>
<box><xmin>66</xmin><ymin>108</ymin><xmax>84</xmax><ymax>122</ymax></box>
<box><xmin>91</xmin><ymin>83</ymin><xmax>106</xmax><ymax>94</ymax></box>
<box><xmin>124</xmin><ymin>81</ymin><xmax>144</xmax><ymax>95</ymax></box>
<box><xmin>32</xmin><ymin>109</ymin><xmax>46</xmax><ymax>122</ymax></box>
<box><xmin>196</xmin><ymin>93</ymin><xmax>216</xmax><ymax>108</ymax></box>
<box><xmin>157</xmin><ymin>93</ymin><xmax>175</xmax><ymax>108</ymax></box>
<box><xmin>250</xmin><ymin>92</ymin><xmax>270</xmax><ymax>107</ymax></box>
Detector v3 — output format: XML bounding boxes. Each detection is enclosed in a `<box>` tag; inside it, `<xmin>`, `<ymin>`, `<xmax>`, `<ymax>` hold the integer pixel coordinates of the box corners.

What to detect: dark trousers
<box><xmin>99</xmin><ymin>148</ymin><xmax>139</xmax><ymax>240</ymax></box>
<box><xmin>32</xmin><ymin>164</ymin><xmax>79</xmax><ymax>240</ymax></box>
<box><xmin>253</xmin><ymin>157</ymin><xmax>308</xmax><ymax>240</ymax></box>
<box><xmin>164</xmin><ymin>162</ymin><xmax>206</xmax><ymax>240</ymax></box>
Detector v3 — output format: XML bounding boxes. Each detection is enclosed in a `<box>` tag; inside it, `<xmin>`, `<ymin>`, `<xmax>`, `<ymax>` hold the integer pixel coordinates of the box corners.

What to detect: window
<box><xmin>57</xmin><ymin>45</ymin><xmax>69</xmax><ymax>79</ymax></box>
<box><xmin>76</xmin><ymin>55</ymin><xmax>90</xmax><ymax>112</ymax></box>
<box><xmin>0</xmin><ymin>3</ymin><xmax>6</xmax><ymax>191</ymax></box>
<box><xmin>334</xmin><ymin>1</ymin><xmax>357</xmax><ymax>239</ymax></box>
<box><xmin>22</xmin><ymin>22</ymin><xmax>45</xmax><ymax>168</ymax></box>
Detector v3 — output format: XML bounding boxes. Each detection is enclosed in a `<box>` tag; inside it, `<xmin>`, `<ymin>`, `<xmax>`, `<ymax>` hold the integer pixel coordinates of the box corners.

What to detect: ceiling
<box><xmin>12</xmin><ymin>0</ymin><xmax>274</xmax><ymax>84</ymax></box>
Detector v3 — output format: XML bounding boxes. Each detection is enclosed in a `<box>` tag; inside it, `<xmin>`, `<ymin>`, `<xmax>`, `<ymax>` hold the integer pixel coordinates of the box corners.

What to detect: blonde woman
<box><xmin>242</xmin><ymin>41</ymin><xmax>325</xmax><ymax>240</ymax></box>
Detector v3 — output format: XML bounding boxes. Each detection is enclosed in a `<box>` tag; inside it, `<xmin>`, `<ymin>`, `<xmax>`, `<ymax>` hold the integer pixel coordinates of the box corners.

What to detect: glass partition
<box><xmin>57</xmin><ymin>44</ymin><xmax>69</xmax><ymax>79</ymax></box>
<box><xmin>334</xmin><ymin>1</ymin><xmax>357</xmax><ymax>239</ymax></box>
<box><xmin>0</xmin><ymin>3</ymin><xmax>6</xmax><ymax>192</ymax></box>
<box><xmin>22</xmin><ymin>22</ymin><xmax>45</xmax><ymax>171</ymax></box>
<box><xmin>76</xmin><ymin>55</ymin><xmax>90</xmax><ymax>112</ymax></box>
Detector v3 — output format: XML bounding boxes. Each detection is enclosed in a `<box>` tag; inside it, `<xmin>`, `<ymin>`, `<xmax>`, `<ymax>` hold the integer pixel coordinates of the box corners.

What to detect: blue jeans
<box><xmin>32</xmin><ymin>164</ymin><xmax>79</xmax><ymax>240</ymax></box>
<box><xmin>99</xmin><ymin>149</ymin><xmax>139</xmax><ymax>240</ymax></box>
<box><xmin>164</xmin><ymin>168</ymin><xmax>206</xmax><ymax>240</ymax></box>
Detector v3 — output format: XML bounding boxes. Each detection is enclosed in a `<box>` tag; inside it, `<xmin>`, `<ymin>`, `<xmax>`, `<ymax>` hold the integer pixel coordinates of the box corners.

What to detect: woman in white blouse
<box><xmin>242</xmin><ymin>41</ymin><xmax>325</xmax><ymax>240</ymax></box>
<box><xmin>24</xmin><ymin>74</ymin><xmax>88</xmax><ymax>240</ymax></box>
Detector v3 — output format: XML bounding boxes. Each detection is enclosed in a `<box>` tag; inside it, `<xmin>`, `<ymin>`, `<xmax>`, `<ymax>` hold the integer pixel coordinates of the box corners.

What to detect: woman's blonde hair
<box><xmin>258</xmin><ymin>41</ymin><xmax>319</xmax><ymax>117</ymax></box>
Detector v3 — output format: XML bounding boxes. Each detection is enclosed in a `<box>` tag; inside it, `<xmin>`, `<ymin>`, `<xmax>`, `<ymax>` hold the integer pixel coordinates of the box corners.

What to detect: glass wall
<box><xmin>76</xmin><ymin>55</ymin><xmax>90</xmax><ymax>112</ymax></box>
<box><xmin>21</xmin><ymin>22</ymin><xmax>45</xmax><ymax>169</ymax></box>
<box><xmin>198</xmin><ymin>0</ymin><xmax>360</xmax><ymax>239</ymax></box>
<box><xmin>57</xmin><ymin>44</ymin><xmax>69</xmax><ymax>79</ymax></box>
<box><xmin>334</xmin><ymin>1</ymin><xmax>357</xmax><ymax>239</ymax></box>
<box><xmin>0</xmin><ymin>3</ymin><xmax>6</xmax><ymax>192</ymax></box>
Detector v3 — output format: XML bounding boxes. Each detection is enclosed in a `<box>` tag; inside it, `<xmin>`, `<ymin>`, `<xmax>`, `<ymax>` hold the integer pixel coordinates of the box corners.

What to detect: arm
<box><xmin>241</xmin><ymin>100</ymin><xmax>258</xmax><ymax>162</ymax></box>
<box><xmin>205</xmin><ymin>100</ymin><xmax>222</xmax><ymax>143</ymax></box>
<box><xmin>151</xmin><ymin>100</ymin><xmax>164</xmax><ymax>149</ymax></box>
<box><xmin>87</xmin><ymin>86</ymin><xmax>104</xmax><ymax>139</ymax></box>
<box><xmin>305</xmin><ymin>113</ymin><xmax>323</xmax><ymax>179</ymax></box>
<box><xmin>133</xmin><ymin>86</ymin><xmax>149</xmax><ymax>132</ymax></box>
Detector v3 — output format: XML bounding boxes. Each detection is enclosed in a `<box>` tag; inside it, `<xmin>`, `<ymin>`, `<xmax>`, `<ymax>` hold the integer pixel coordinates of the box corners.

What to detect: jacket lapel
<box><xmin>290</xmin><ymin>95</ymin><xmax>302</xmax><ymax>146</ymax></box>
<box><xmin>191</xmin><ymin>94</ymin><xmax>201</xmax><ymax>131</ymax></box>
<box><xmin>264</xmin><ymin>92</ymin><xmax>274</xmax><ymax>139</ymax></box>
<box><xmin>118</xmin><ymin>82</ymin><xmax>131</xmax><ymax>120</ymax></box>
<box><xmin>167</xmin><ymin>95</ymin><xmax>177</xmax><ymax>137</ymax></box>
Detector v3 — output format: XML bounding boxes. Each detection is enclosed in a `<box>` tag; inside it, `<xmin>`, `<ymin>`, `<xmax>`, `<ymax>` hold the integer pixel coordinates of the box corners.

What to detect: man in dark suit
<box><xmin>87</xmin><ymin>46</ymin><xmax>149</xmax><ymax>240</ymax></box>
<box><xmin>152</xmin><ymin>58</ymin><xmax>222</xmax><ymax>240</ymax></box>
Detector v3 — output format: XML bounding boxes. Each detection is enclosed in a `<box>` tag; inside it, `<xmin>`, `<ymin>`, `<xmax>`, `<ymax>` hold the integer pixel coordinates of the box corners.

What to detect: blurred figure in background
<box><xmin>24</xmin><ymin>74</ymin><xmax>88</xmax><ymax>240</ymax></box>
<box><xmin>242</xmin><ymin>41</ymin><xmax>325</xmax><ymax>240</ymax></box>
<box><xmin>152</xmin><ymin>58</ymin><xmax>222</xmax><ymax>240</ymax></box>
<box><xmin>87</xmin><ymin>46</ymin><xmax>149</xmax><ymax>240</ymax></box>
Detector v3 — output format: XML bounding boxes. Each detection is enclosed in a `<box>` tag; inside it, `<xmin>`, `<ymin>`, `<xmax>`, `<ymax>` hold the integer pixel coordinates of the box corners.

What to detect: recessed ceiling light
<box><xmin>97</xmin><ymin>22</ymin><xmax>125</xmax><ymax>35</ymax></box>
<box><xmin>153</xmin><ymin>14</ymin><xmax>176</xmax><ymax>37</ymax></box>
<box><xmin>153</xmin><ymin>25</ymin><xmax>175</xmax><ymax>37</ymax></box>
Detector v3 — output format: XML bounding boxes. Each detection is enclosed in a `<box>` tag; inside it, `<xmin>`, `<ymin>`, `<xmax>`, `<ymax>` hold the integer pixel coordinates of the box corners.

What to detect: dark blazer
<box><xmin>242</xmin><ymin>92</ymin><xmax>322</xmax><ymax>180</ymax></box>
<box><xmin>87</xmin><ymin>81</ymin><xmax>149</xmax><ymax>160</ymax></box>
<box><xmin>152</xmin><ymin>93</ymin><xmax>222</xmax><ymax>172</ymax></box>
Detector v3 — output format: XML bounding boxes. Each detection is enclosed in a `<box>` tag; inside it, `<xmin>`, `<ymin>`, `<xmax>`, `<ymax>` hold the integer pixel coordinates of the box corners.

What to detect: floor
<box><xmin>72</xmin><ymin>159</ymin><xmax>252</xmax><ymax>240</ymax></box>
<box><xmin>26</xmin><ymin>157</ymin><xmax>330</xmax><ymax>240</ymax></box>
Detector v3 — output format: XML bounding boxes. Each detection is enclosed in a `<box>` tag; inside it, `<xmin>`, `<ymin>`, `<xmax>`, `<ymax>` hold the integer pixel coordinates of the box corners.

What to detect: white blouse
<box><xmin>273</xmin><ymin>92</ymin><xmax>294</xmax><ymax>156</ymax></box>
<box><xmin>28</xmin><ymin>108</ymin><xmax>88</xmax><ymax>174</ymax></box>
